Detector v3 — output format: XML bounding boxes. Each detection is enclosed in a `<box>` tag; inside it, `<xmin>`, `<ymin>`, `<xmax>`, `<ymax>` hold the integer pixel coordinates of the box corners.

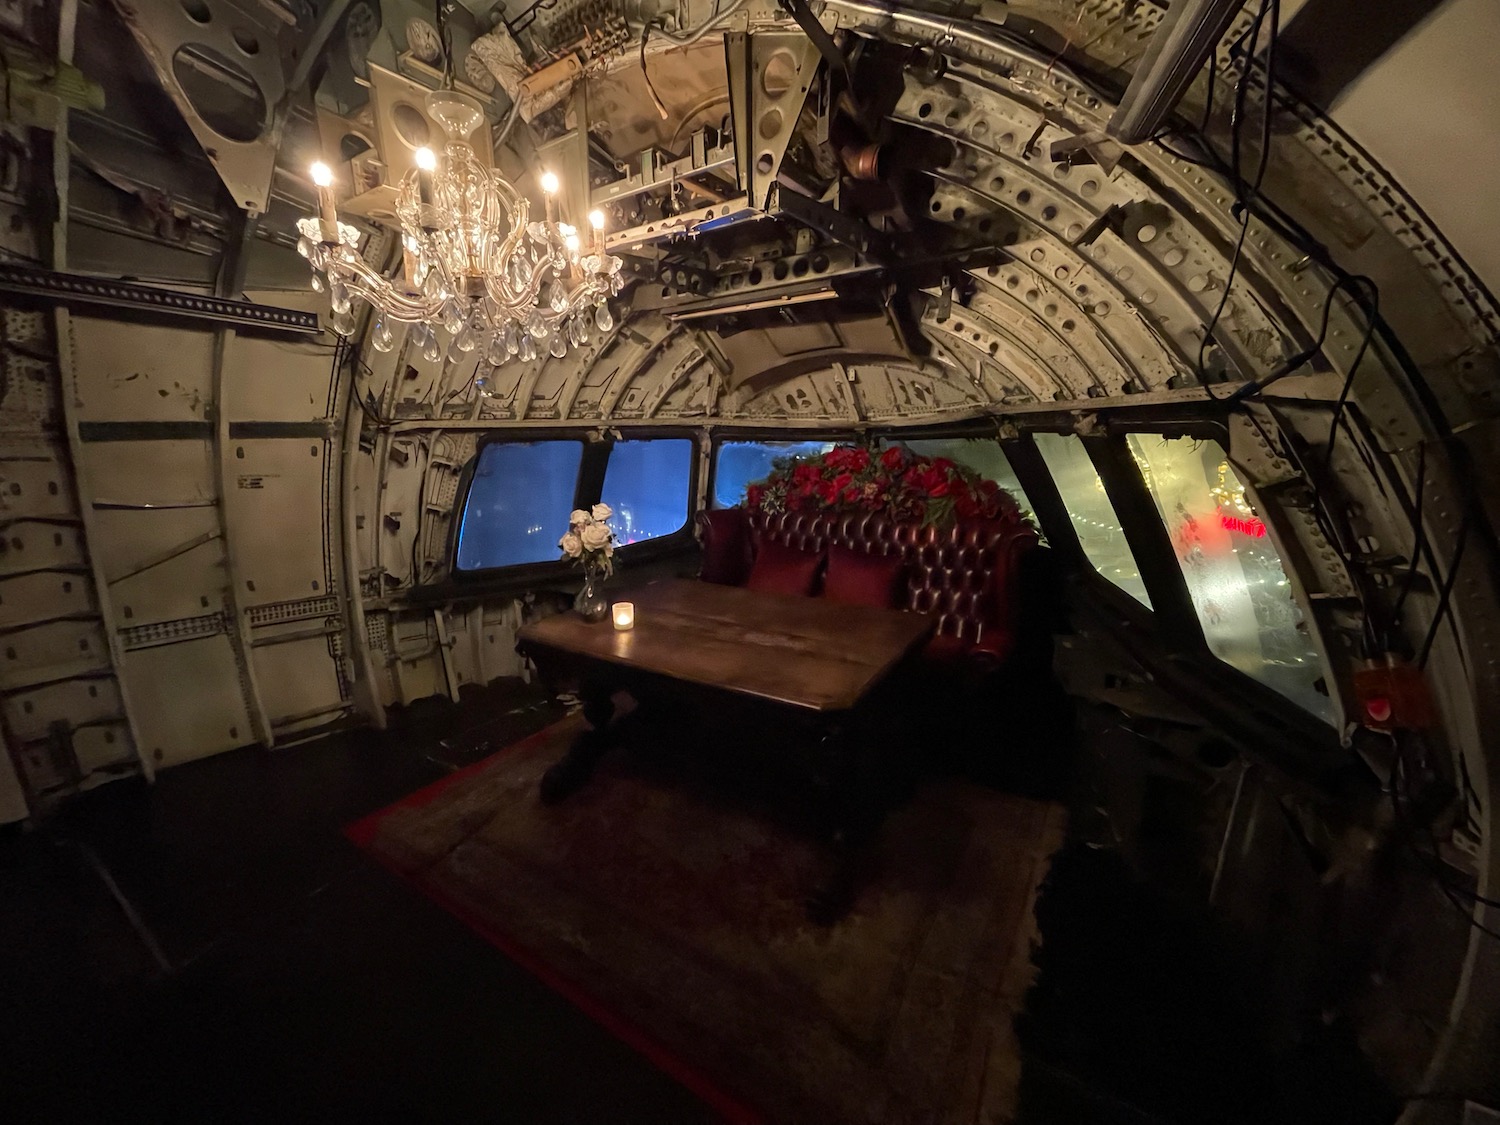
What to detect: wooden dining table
<box><xmin>516</xmin><ymin>578</ymin><xmax>936</xmax><ymax>920</ymax></box>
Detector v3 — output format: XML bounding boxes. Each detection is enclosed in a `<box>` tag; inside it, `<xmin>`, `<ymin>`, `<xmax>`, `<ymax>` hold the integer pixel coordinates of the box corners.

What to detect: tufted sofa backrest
<box><xmin>695</xmin><ymin>507</ymin><xmax>1042</xmax><ymax>654</ymax></box>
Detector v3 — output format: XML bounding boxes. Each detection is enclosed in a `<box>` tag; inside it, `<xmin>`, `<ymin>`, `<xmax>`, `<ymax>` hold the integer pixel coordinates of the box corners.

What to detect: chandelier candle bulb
<box><xmin>309</xmin><ymin>162</ymin><xmax>339</xmax><ymax>243</ymax></box>
<box><xmin>589</xmin><ymin>209</ymin><xmax>605</xmax><ymax>256</ymax></box>
<box><xmin>612</xmin><ymin>602</ymin><xmax>634</xmax><ymax>631</ymax></box>
<box><xmin>540</xmin><ymin>170</ymin><xmax>560</xmax><ymax>227</ymax></box>
<box><xmin>414</xmin><ymin>147</ymin><xmax>436</xmax><ymax>208</ymax></box>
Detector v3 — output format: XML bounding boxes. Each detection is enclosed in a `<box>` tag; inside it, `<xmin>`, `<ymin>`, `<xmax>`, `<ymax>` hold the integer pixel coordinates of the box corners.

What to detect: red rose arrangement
<box><xmin>744</xmin><ymin>444</ymin><xmax>1024</xmax><ymax>528</ymax></box>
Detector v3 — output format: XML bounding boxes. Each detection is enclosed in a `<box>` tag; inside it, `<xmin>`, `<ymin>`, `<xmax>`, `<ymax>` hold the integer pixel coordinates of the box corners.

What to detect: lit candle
<box><xmin>309</xmin><ymin>161</ymin><xmax>338</xmax><ymax>243</ymax></box>
<box><xmin>540</xmin><ymin>170</ymin><xmax>559</xmax><ymax>228</ymax></box>
<box><xmin>563</xmin><ymin>228</ymin><xmax>581</xmax><ymax>279</ymax></box>
<box><xmin>401</xmin><ymin>233</ymin><xmax>420</xmax><ymax>288</ymax></box>
<box><xmin>588</xmin><ymin>208</ymin><xmax>605</xmax><ymax>258</ymax></box>
<box><xmin>414</xmin><ymin>146</ymin><xmax>436</xmax><ymax>210</ymax></box>
<box><xmin>611</xmin><ymin>601</ymin><xmax>634</xmax><ymax>631</ymax></box>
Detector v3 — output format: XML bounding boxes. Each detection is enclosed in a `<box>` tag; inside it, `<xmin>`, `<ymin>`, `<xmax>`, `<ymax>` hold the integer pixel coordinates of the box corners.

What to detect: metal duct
<box><xmin>1106</xmin><ymin>0</ymin><xmax>1244</xmax><ymax>144</ymax></box>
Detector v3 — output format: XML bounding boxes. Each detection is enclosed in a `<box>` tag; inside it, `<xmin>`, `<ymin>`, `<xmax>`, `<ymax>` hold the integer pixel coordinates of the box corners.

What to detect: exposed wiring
<box><xmin>1390</xmin><ymin>752</ymin><xmax>1500</xmax><ymax>930</ymax></box>
<box><xmin>637</xmin><ymin>0</ymin><xmax>748</xmax><ymax>121</ymax></box>
<box><xmin>1416</xmin><ymin>508</ymin><xmax>1470</xmax><ymax>671</ymax></box>
<box><xmin>1319</xmin><ymin>279</ymin><xmax>1381</xmax><ymax>475</ymax></box>
<box><xmin>634</xmin><ymin>0</ymin><xmax>747</xmax><ymax>46</ymax></box>
<box><xmin>639</xmin><ymin>22</ymin><xmax>671</xmax><ymax>121</ymax></box>
<box><xmin>1389</xmin><ymin>439</ymin><xmax>1427</xmax><ymax>647</ymax></box>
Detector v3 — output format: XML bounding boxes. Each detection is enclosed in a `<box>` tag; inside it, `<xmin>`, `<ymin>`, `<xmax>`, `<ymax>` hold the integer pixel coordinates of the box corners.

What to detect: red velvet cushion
<box><xmin>823</xmin><ymin>545</ymin><xmax>904</xmax><ymax>609</ymax></box>
<box><xmin>698</xmin><ymin>509</ymin><xmax>753</xmax><ymax>586</ymax></box>
<box><xmin>746</xmin><ymin>539</ymin><xmax>824</xmax><ymax>597</ymax></box>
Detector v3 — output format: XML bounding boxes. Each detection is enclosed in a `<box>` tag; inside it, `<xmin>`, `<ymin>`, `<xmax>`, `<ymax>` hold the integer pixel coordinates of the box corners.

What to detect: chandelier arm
<box><xmin>334</xmin><ymin>255</ymin><xmax>444</xmax><ymax>321</ymax></box>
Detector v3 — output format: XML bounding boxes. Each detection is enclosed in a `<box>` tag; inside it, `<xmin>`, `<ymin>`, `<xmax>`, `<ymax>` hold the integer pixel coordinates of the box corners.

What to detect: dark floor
<box><xmin>1</xmin><ymin>680</ymin><xmax>715</xmax><ymax>1125</ymax></box>
<box><xmin>3</xmin><ymin>677</ymin><xmax>1408</xmax><ymax>1125</ymax></box>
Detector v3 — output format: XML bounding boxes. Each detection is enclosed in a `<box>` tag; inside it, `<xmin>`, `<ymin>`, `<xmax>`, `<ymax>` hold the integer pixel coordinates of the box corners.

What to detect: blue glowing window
<box><xmin>601</xmin><ymin>439</ymin><xmax>693</xmax><ymax>545</ymax></box>
<box><xmin>711</xmin><ymin>440</ymin><xmax>834</xmax><ymax>508</ymax></box>
<box><xmin>454</xmin><ymin>441</ymin><xmax>583</xmax><ymax>571</ymax></box>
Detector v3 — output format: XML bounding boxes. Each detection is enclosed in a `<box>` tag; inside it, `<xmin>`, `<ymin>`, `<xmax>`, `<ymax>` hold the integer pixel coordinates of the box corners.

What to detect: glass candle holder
<box><xmin>611</xmin><ymin>601</ymin><xmax>635</xmax><ymax>631</ymax></box>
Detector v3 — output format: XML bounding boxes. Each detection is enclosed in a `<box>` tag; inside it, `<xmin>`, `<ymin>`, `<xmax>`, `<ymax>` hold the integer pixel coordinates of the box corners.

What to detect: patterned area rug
<box><xmin>348</xmin><ymin>714</ymin><xmax>1067</xmax><ymax>1125</ymax></box>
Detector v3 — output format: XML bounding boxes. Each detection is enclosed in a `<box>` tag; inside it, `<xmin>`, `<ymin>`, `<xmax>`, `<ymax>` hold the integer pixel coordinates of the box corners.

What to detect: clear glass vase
<box><xmin>574</xmin><ymin>565</ymin><xmax>610</xmax><ymax>623</ymax></box>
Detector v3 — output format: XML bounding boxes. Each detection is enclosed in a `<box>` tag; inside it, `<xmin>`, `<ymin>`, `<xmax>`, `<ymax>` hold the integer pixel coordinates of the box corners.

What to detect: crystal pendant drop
<box><xmin>310</xmin><ymin>272</ymin><xmax>326</xmax><ymax>293</ymax></box>
<box><xmin>455</xmin><ymin>323</ymin><xmax>478</xmax><ymax>353</ymax></box>
<box><xmin>567</xmin><ymin>316</ymin><xmax>583</xmax><ymax>348</ymax></box>
<box><xmin>422</xmin><ymin>331</ymin><xmax>442</xmax><ymax>364</ymax></box>
<box><xmin>595</xmin><ymin>302</ymin><xmax>614</xmax><ymax>332</ymax></box>
<box><xmin>371</xmin><ymin>318</ymin><xmax>395</xmax><ymax>352</ymax></box>
<box><xmin>442</xmin><ymin>300</ymin><xmax>464</xmax><ymax>336</ymax></box>
<box><xmin>486</xmin><ymin>334</ymin><xmax>506</xmax><ymax>366</ymax></box>
<box><xmin>422</xmin><ymin>268</ymin><xmax>444</xmax><ymax>300</ymax></box>
<box><xmin>577</xmin><ymin>316</ymin><xmax>591</xmax><ymax>345</ymax></box>
<box><xmin>526</xmin><ymin>308</ymin><xmax>549</xmax><ymax>340</ymax></box>
<box><xmin>518</xmin><ymin>334</ymin><xmax>536</xmax><ymax>361</ymax></box>
<box><xmin>447</xmin><ymin>335</ymin><xmax>467</xmax><ymax>362</ymax></box>
<box><xmin>330</xmin><ymin>281</ymin><xmax>351</xmax><ymax>315</ymax></box>
<box><xmin>331</xmin><ymin>307</ymin><xmax>355</xmax><ymax>336</ymax></box>
<box><xmin>549</xmin><ymin>333</ymin><xmax>567</xmax><ymax>358</ymax></box>
<box><xmin>549</xmin><ymin>283</ymin><xmax>568</xmax><ymax>313</ymax></box>
<box><xmin>503</xmin><ymin>322</ymin><xmax>520</xmax><ymax>355</ymax></box>
<box><xmin>296</xmin><ymin>236</ymin><xmax>314</xmax><ymax>259</ymax></box>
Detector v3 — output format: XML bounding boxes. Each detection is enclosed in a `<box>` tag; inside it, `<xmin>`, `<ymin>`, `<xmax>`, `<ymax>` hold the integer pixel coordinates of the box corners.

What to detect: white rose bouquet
<box><xmin>558</xmin><ymin>502</ymin><xmax>617</xmax><ymax>577</ymax></box>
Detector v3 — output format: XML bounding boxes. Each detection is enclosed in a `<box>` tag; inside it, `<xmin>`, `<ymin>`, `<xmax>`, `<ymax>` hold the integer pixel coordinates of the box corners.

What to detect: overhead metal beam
<box><xmin>0</xmin><ymin>264</ymin><xmax>321</xmax><ymax>335</ymax></box>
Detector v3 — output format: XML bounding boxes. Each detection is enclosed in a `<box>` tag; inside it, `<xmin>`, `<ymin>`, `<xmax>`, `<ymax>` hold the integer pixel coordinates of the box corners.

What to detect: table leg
<box><xmin>539</xmin><ymin>686</ymin><xmax>617</xmax><ymax>805</ymax></box>
<box><xmin>805</xmin><ymin>720</ymin><xmax>884</xmax><ymax>925</ymax></box>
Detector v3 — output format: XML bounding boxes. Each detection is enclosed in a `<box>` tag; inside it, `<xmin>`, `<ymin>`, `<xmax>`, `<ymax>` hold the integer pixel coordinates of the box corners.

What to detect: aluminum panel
<box><xmin>68</xmin><ymin>314</ymin><xmax>216</xmax><ymax>423</ymax></box>
<box><xmin>230</xmin><ymin>291</ymin><xmax>340</xmax><ymax>422</ymax></box>
<box><xmin>4</xmin><ymin>678</ymin><xmax>123</xmax><ymax>742</ymax></box>
<box><xmin>250</xmin><ymin>635</ymin><xmax>344</xmax><ymax>726</ymax></box>
<box><xmin>0</xmin><ymin>571</ymin><xmax>94</xmax><ymax>629</ymax></box>
<box><xmin>225</xmin><ymin>438</ymin><xmax>331</xmax><ymax>605</ymax></box>
<box><xmin>123</xmin><ymin>635</ymin><xmax>253</xmax><ymax>768</ymax></box>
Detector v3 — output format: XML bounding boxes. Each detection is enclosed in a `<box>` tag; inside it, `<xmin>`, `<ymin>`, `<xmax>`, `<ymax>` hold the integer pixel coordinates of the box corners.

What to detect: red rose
<box><xmin>815</xmin><ymin>479</ymin><xmax>837</xmax><ymax>505</ymax></box>
<box><xmin>955</xmin><ymin>491</ymin><xmax>980</xmax><ymax>519</ymax></box>
<box><xmin>918</xmin><ymin>466</ymin><xmax>947</xmax><ymax>492</ymax></box>
<box><xmin>832</xmin><ymin>472</ymin><xmax>853</xmax><ymax>492</ymax></box>
<box><xmin>880</xmin><ymin>447</ymin><xmax>905</xmax><ymax>471</ymax></box>
<box><xmin>929</xmin><ymin>480</ymin><xmax>951</xmax><ymax>498</ymax></box>
<box><xmin>903</xmin><ymin>466</ymin><xmax>924</xmax><ymax>487</ymax></box>
<box><xmin>980</xmin><ymin>479</ymin><xmax>999</xmax><ymax>496</ymax></box>
<box><xmin>931</xmin><ymin>457</ymin><xmax>956</xmax><ymax>475</ymax></box>
<box><xmin>793</xmin><ymin>463</ymin><xmax>818</xmax><ymax>485</ymax></box>
<box><xmin>746</xmin><ymin>484</ymin><xmax>764</xmax><ymax>508</ymax></box>
<box><xmin>846</xmin><ymin>448</ymin><xmax>870</xmax><ymax>472</ymax></box>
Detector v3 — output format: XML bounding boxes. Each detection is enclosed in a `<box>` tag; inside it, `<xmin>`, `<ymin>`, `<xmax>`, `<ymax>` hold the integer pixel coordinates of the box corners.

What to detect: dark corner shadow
<box><xmin>1277</xmin><ymin>0</ymin><xmax>1455</xmax><ymax>110</ymax></box>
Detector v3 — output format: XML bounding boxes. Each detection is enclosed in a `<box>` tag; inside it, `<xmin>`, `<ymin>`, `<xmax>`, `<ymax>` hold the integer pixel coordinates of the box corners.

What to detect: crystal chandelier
<box><xmin>297</xmin><ymin>90</ymin><xmax>623</xmax><ymax>365</ymax></box>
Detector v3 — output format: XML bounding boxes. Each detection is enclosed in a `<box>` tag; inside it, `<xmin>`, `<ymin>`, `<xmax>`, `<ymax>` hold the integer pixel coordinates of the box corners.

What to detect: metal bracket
<box><xmin>106</xmin><ymin>0</ymin><xmax>300</xmax><ymax>213</ymax></box>
<box><xmin>726</xmin><ymin>29</ymin><xmax>826</xmax><ymax>212</ymax></box>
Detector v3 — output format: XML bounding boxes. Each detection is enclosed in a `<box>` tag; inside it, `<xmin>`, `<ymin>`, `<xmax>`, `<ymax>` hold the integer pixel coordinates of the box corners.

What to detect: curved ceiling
<box><xmin>352</xmin><ymin>0</ymin><xmax>1497</xmax><ymax>443</ymax></box>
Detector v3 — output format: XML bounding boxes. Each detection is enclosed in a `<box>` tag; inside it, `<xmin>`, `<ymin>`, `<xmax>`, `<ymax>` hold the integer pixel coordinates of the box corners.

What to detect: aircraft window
<box><xmin>454</xmin><ymin>440</ymin><xmax>584</xmax><ymax>571</ymax></box>
<box><xmin>1127</xmin><ymin>434</ymin><xmax>1334</xmax><ymax>723</ymax></box>
<box><xmin>712</xmin><ymin>440</ymin><xmax>834</xmax><ymax>508</ymax></box>
<box><xmin>601</xmin><ymin>438</ymin><xmax>694</xmax><ymax>545</ymax></box>
<box><xmin>884</xmin><ymin>437</ymin><xmax>1034</xmax><ymax>519</ymax></box>
<box><xmin>1033</xmin><ymin>432</ymin><xmax>1153</xmax><ymax>608</ymax></box>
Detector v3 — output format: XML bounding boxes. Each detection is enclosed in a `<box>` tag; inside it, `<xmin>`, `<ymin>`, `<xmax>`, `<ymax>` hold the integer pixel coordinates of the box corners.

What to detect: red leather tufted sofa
<box><xmin>695</xmin><ymin>507</ymin><xmax>1044</xmax><ymax>666</ymax></box>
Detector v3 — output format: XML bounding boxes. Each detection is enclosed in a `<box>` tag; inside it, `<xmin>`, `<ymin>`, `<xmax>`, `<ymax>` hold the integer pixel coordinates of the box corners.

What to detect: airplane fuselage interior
<box><xmin>4</xmin><ymin>1</ymin><xmax>1500</xmax><ymax>1122</ymax></box>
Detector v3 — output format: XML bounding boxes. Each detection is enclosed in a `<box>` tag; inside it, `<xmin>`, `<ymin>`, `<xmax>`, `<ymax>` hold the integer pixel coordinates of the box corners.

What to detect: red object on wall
<box><xmin>1352</xmin><ymin>656</ymin><xmax>1434</xmax><ymax>731</ymax></box>
<box><xmin>1217</xmin><ymin>511</ymin><xmax>1267</xmax><ymax>538</ymax></box>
